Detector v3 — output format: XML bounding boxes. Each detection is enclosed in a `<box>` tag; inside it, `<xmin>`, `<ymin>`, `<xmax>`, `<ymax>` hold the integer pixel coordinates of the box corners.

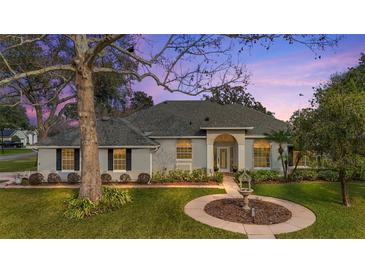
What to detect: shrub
<box><xmin>151</xmin><ymin>171</ymin><xmax>168</xmax><ymax>183</ymax></box>
<box><xmin>67</xmin><ymin>172</ymin><xmax>81</xmax><ymax>184</ymax></box>
<box><xmin>101</xmin><ymin>173</ymin><xmax>112</xmax><ymax>183</ymax></box>
<box><xmin>318</xmin><ymin>170</ymin><xmax>339</xmax><ymax>182</ymax></box>
<box><xmin>29</xmin><ymin>173</ymin><xmax>44</xmax><ymax>185</ymax></box>
<box><xmin>211</xmin><ymin>172</ymin><xmax>223</xmax><ymax>183</ymax></box>
<box><xmin>120</xmin><ymin>173</ymin><xmax>131</xmax><ymax>183</ymax></box>
<box><xmin>47</xmin><ymin>173</ymin><xmax>62</xmax><ymax>184</ymax></box>
<box><xmin>290</xmin><ymin>169</ymin><xmax>318</xmax><ymax>182</ymax></box>
<box><xmin>191</xmin><ymin>168</ymin><xmax>209</xmax><ymax>182</ymax></box>
<box><xmin>21</xmin><ymin>177</ymin><xmax>29</xmax><ymax>185</ymax></box>
<box><xmin>168</xmin><ymin>169</ymin><xmax>191</xmax><ymax>182</ymax></box>
<box><xmin>248</xmin><ymin>169</ymin><xmax>280</xmax><ymax>183</ymax></box>
<box><xmin>137</xmin><ymin>173</ymin><xmax>151</xmax><ymax>184</ymax></box>
<box><xmin>64</xmin><ymin>187</ymin><xmax>132</xmax><ymax>219</ymax></box>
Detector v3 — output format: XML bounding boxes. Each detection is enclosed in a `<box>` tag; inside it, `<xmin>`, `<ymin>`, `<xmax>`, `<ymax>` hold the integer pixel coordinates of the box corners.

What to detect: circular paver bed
<box><xmin>204</xmin><ymin>198</ymin><xmax>292</xmax><ymax>225</ymax></box>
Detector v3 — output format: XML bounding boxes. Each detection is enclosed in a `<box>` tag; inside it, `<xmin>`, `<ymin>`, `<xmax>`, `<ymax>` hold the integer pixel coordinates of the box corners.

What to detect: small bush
<box><xmin>29</xmin><ymin>173</ymin><xmax>44</xmax><ymax>185</ymax></box>
<box><xmin>137</xmin><ymin>173</ymin><xmax>151</xmax><ymax>184</ymax></box>
<box><xmin>47</xmin><ymin>173</ymin><xmax>62</xmax><ymax>184</ymax></box>
<box><xmin>191</xmin><ymin>168</ymin><xmax>209</xmax><ymax>182</ymax></box>
<box><xmin>101</xmin><ymin>173</ymin><xmax>112</xmax><ymax>183</ymax></box>
<box><xmin>318</xmin><ymin>170</ymin><xmax>339</xmax><ymax>182</ymax></box>
<box><xmin>211</xmin><ymin>171</ymin><xmax>223</xmax><ymax>183</ymax></box>
<box><xmin>67</xmin><ymin>172</ymin><xmax>81</xmax><ymax>184</ymax></box>
<box><xmin>120</xmin><ymin>173</ymin><xmax>131</xmax><ymax>183</ymax></box>
<box><xmin>64</xmin><ymin>187</ymin><xmax>132</xmax><ymax>219</ymax></box>
<box><xmin>248</xmin><ymin>169</ymin><xmax>280</xmax><ymax>183</ymax></box>
<box><xmin>151</xmin><ymin>171</ymin><xmax>168</xmax><ymax>183</ymax></box>
<box><xmin>21</xmin><ymin>178</ymin><xmax>29</xmax><ymax>185</ymax></box>
<box><xmin>290</xmin><ymin>169</ymin><xmax>318</xmax><ymax>182</ymax></box>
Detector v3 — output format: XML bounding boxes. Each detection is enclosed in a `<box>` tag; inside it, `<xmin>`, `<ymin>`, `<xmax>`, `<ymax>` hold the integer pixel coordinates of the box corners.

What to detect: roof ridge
<box><xmin>118</xmin><ymin>118</ymin><xmax>159</xmax><ymax>146</ymax></box>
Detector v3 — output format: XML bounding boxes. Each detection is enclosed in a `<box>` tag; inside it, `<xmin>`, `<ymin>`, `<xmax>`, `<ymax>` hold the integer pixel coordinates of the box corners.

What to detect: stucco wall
<box><xmin>38</xmin><ymin>147</ymin><xmax>151</xmax><ymax>181</ymax></box>
<box><xmin>244</xmin><ymin>139</ymin><xmax>254</xmax><ymax>170</ymax></box>
<box><xmin>192</xmin><ymin>139</ymin><xmax>207</xmax><ymax>169</ymax></box>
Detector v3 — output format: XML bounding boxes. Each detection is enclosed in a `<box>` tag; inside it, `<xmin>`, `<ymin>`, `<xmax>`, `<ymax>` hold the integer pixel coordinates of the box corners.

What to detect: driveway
<box><xmin>0</xmin><ymin>151</ymin><xmax>37</xmax><ymax>161</ymax></box>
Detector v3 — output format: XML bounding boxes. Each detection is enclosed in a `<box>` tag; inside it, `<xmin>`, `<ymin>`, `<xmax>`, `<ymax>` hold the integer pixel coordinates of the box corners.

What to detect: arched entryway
<box><xmin>213</xmin><ymin>134</ymin><xmax>238</xmax><ymax>172</ymax></box>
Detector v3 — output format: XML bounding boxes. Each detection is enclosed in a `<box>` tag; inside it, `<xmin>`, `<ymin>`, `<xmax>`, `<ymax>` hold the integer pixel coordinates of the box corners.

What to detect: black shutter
<box><xmin>56</xmin><ymin>149</ymin><xmax>62</xmax><ymax>171</ymax></box>
<box><xmin>126</xmin><ymin>148</ymin><xmax>132</xmax><ymax>171</ymax></box>
<box><xmin>108</xmin><ymin>149</ymin><xmax>113</xmax><ymax>171</ymax></box>
<box><xmin>74</xmin><ymin>148</ymin><xmax>80</xmax><ymax>171</ymax></box>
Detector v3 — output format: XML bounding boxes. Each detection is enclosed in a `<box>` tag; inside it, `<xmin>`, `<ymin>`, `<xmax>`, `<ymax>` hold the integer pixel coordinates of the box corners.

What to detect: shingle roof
<box><xmin>125</xmin><ymin>100</ymin><xmax>288</xmax><ymax>136</ymax></box>
<box><xmin>37</xmin><ymin>118</ymin><xmax>159</xmax><ymax>147</ymax></box>
<box><xmin>1</xmin><ymin>129</ymin><xmax>16</xmax><ymax>137</ymax></box>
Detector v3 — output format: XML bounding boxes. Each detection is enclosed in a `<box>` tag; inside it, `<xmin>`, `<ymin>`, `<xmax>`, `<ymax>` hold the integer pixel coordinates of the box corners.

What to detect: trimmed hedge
<box><xmin>29</xmin><ymin>173</ymin><xmax>44</xmax><ymax>185</ymax></box>
<box><xmin>47</xmin><ymin>173</ymin><xmax>62</xmax><ymax>184</ymax></box>
<box><xmin>151</xmin><ymin>169</ymin><xmax>223</xmax><ymax>183</ymax></box>
<box><xmin>101</xmin><ymin>173</ymin><xmax>112</xmax><ymax>183</ymax></box>
<box><xmin>67</xmin><ymin>172</ymin><xmax>81</xmax><ymax>184</ymax></box>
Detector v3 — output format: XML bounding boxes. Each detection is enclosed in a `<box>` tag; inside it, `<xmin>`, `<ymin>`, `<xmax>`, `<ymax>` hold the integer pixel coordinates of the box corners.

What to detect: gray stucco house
<box><xmin>36</xmin><ymin>100</ymin><xmax>288</xmax><ymax>181</ymax></box>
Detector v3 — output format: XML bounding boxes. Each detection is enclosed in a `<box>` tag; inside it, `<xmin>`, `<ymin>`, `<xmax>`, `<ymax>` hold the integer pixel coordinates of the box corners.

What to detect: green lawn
<box><xmin>1</xmin><ymin>182</ymin><xmax>364</xmax><ymax>239</ymax></box>
<box><xmin>254</xmin><ymin>182</ymin><xmax>365</xmax><ymax>239</ymax></box>
<box><xmin>0</xmin><ymin>148</ymin><xmax>32</xmax><ymax>155</ymax></box>
<box><xmin>0</xmin><ymin>188</ymin><xmax>244</xmax><ymax>239</ymax></box>
<box><xmin>0</xmin><ymin>156</ymin><xmax>37</xmax><ymax>172</ymax></box>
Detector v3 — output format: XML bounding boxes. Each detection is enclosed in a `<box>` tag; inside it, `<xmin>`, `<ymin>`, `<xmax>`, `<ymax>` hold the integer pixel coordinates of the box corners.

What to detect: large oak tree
<box><xmin>0</xmin><ymin>34</ymin><xmax>339</xmax><ymax>202</ymax></box>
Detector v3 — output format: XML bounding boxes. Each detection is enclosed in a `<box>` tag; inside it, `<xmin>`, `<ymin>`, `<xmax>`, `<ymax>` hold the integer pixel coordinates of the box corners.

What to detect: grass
<box><xmin>254</xmin><ymin>181</ymin><xmax>365</xmax><ymax>239</ymax></box>
<box><xmin>0</xmin><ymin>156</ymin><xmax>37</xmax><ymax>172</ymax></box>
<box><xmin>0</xmin><ymin>188</ymin><xmax>244</xmax><ymax>239</ymax></box>
<box><xmin>0</xmin><ymin>148</ymin><xmax>32</xmax><ymax>156</ymax></box>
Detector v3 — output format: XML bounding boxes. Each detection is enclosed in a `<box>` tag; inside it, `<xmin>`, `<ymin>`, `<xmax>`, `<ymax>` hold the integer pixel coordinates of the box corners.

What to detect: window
<box><xmin>176</xmin><ymin>139</ymin><xmax>192</xmax><ymax>159</ymax></box>
<box><xmin>253</xmin><ymin>140</ymin><xmax>270</xmax><ymax>168</ymax></box>
<box><xmin>113</xmin><ymin>148</ymin><xmax>126</xmax><ymax>170</ymax></box>
<box><xmin>62</xmin><ymin>149</ymin><xmax>75</xmax><ymax>170</ymax></box>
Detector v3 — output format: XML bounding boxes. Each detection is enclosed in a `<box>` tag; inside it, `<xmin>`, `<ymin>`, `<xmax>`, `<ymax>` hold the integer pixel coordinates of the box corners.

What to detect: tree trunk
<box><xmin>290</xmin><ymin>152</ymin><xmax>302</xmax><ymax>176</ymax></box>
<box><xmin>74</xmin><ymin>35</ymin><xmax>102</xmax><ymax>203</ymax></box>
<box><xmin>34</xmin><ymin>105</ymin><xmax>48</xmax><ymax>141</ymax></box>
<box><xmin>278</xmin><ymin>145</ymin><xmax>287</xmax><ymax>181</ymax></box>
<box><xmin>339</xmin><ymin>169</ymin><xmax>350</xmax><ymax>207</ymax></box>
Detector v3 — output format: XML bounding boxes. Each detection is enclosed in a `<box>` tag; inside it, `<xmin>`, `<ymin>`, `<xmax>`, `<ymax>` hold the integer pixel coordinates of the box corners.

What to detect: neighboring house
<box><xmin>36</xmin><ymin>100</ymin><xmax>288</xmax><ymax>181</ymax></box>
<box><xmin>0</xmin><ymin>129</ymin><xmax>38</xmax><ymax>147</ymax></box>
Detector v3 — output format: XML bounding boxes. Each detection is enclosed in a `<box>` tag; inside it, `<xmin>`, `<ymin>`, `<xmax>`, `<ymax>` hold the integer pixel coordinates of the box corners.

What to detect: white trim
<box><xmin>200</xmin><ymin>127</ymin><xmax>254</xmax><ymax>130</ymax></box>
<box><xmin>149</xmin><ymin>136</ymin><xmax>206</xmax><ymax>139</ymax></box>
<box><xmin>245</xmin><ymin>135</ymin><xmax>267</xmax><ymax>139</ymax></box>
<box><xmin>35</xmin><ymin>145</ymin><xmax>159</xmax><ymax>149</ymax></box>
<box><xmin>113</xmin><ymin>170</ymin><xmax>127</xmax><ymax>173</ymax></box>
<box><xmin>216</xmin><ymin>146</ymin><xmax>230</xmax><ymax>172</ymax></box>
<box><xmin>149</xmin><ymin>152</ymin><xmax>152</xmax><ymax>176</ymax></box>
<box><xmin>175</xmin><ymin>161</ymin><xmax>192</xmax><ymax>171</ymax></box>
<box><xmin>61</xmin><ymin>169</ymin><xmax>75</xmax><ymax>172</ymax></box>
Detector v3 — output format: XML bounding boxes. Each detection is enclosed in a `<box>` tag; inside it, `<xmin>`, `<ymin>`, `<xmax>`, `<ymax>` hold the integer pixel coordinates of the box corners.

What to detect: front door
<box><xmin>217</xmin><ymin>147</ymin><xmax>230</xmax><ymax>172</ymax></box>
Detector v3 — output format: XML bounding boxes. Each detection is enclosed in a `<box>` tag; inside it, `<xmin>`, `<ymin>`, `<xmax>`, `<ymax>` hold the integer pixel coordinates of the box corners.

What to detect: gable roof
<box><xmin>1</xmin><ymin>129</ymin><xmax>16</xmax><ymax>137</ymax></box>
<box><xmin>125</xmin><ymin>100</ymin><xmax>288</xmax><ymax>136</ymax></box>
<box><xmin>37</xmin><ymin>118</ymin><xmax>159</xmax><ymax>147</ymax></box>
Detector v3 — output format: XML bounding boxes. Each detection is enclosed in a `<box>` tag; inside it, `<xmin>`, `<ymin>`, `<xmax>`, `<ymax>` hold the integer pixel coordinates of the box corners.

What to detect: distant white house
<box><xmin>1</xmin><ymin>129</ymin><xmax>38</xmax><ymax>147</ymax></box>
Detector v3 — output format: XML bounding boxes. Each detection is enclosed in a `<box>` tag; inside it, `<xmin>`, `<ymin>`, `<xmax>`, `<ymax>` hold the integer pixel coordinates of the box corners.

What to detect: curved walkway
<box><xmin>184</xmin><ymin>176</ymin><xmax>316</xmax><ymax>239</ymax></box>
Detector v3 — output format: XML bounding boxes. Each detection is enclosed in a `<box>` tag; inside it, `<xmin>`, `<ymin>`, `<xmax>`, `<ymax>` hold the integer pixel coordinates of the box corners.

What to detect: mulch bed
<box><xmin>204</xmin><ymin>198</ymin><xmax>292</xmax><ymax>225</ymax></box>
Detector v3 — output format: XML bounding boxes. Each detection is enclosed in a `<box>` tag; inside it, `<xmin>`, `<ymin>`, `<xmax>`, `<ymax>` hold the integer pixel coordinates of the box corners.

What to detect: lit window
<box><xmin>254</xmin><ymin>140</ymin><xmax>270</xmax><ymax>168</ymax></box>
<box><xmin>113</xmin><ymin>149</ymin><xmax>126</xmax><ymax>170</ymax></box>
<box><xmin>62</xmin><ymin>149</ymin><xmax>75</xmax><ymax>170</ymax></box>
<box><xmin>176</xmin><ymin>139</ymin><xmax>192</xmax><ymax>159</ymax></box>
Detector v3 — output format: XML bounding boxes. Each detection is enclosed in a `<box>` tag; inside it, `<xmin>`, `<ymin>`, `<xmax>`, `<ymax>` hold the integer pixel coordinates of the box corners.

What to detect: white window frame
<box><xmin>252</xmin><ymin>140</ymin><xmax>271</xmax><ymax>169</ymax></box>
<box><xmin>113</xmin><ymin>148</ymin><xmax>127</xmax><ymax>172</ymax></box>
<box><xmin>61</xmin><ymin>148</ymin><xmax>75</xmax><ymax>172</ymax></box>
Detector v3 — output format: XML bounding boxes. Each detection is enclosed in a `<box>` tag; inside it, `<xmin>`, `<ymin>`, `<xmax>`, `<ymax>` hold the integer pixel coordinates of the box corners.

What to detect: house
<box><xmin>36</xmin><ymin>100</ymin><xmax>288</xmax><ymax>181</ymax></box>
<box><xmin>0</xmin><ymin>129</ymin><xmax>38</xmax><ymax>147</ymax></box>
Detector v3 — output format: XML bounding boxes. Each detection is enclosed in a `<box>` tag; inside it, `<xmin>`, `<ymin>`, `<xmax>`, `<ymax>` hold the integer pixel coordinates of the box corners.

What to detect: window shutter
<box><xmin>108</xmin><ymin>149</ymin><xmax>113</xmax><ymax>171</ymax></box>
<box><xmin>56</xmin><ymin>149</ymin><xmax>62</xmax><ymax>171</ymax></box>
<box><xmin>74</xmin><ymin>149</ymin><xmax>80</xmax><ymax>171</ymax></box>
<box><xmin>126</xmin><ymin>149</ymin><xmax>132</xmax><ymax>171</ymax></box>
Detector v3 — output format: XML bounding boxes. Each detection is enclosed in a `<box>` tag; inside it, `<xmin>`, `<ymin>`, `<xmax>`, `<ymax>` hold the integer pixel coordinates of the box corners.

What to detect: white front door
<box><xmin>217</xmin><ymin>147</ymin><xmax>230</xmax><ymax>172</ymax></box>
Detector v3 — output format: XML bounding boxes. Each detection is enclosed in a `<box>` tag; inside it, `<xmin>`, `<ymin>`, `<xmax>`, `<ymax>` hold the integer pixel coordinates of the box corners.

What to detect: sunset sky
<box><xmin>135</xmin><ymin>34</ymin><xmax>365</xmax><ymax>121</ymax></box>
<box><xmin>23</xmin><ymin>35</ymin><xmax>365</xmax><ymax>123</ymax></box>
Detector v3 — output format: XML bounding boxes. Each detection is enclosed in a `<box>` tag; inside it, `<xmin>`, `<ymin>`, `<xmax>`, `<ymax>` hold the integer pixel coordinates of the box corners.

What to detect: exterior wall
<box><xmin>244</xmin><ymin>138</ymin><xmax>287</xmax><ymax>172</ymax></box>
<box><xmin>152</xmin><ymin>138</ymin><xmax>207</xmax><ymax>172</ymax></box>
<box><xmin>38</xmin><ymin>147</ymin><xmax>152</xmax><ymax>181</ymax></box>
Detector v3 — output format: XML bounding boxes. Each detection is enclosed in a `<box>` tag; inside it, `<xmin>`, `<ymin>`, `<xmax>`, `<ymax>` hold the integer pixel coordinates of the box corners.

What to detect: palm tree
<box><xmin>266</xmin><ymin>130</ymin><xmax>292</xmax><ymax>181</ymax></box>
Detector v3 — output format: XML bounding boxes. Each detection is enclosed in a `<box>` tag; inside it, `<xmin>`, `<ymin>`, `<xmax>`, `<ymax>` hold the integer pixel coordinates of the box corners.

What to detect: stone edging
<box><xmin>184</xmin><ymin>194</ymin><xmax>316</xmax><ymax>238</ymax></box>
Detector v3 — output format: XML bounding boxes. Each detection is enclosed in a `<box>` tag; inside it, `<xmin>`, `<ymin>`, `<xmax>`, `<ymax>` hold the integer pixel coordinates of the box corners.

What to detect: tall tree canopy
<box><xmin>0</xmin><ymin>34</ymin><xmax>340</xmax><ymax>202</ymax></box>
<box><xmin>203</xmin><ymin>84</ymin><xmax>274</xmax><ymax>116</ymax></box>
<box><xmin>291</xmin><ymin>55</ymin><xmax>365</xmax><ymax>206</ymax></box>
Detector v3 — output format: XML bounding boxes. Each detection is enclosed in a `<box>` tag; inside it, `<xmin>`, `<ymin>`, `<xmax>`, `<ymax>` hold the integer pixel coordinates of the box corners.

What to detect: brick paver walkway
<box><xmin>184</xmin><ymin>175</ymin><xmax>316</xmax><ymax>239</ymax></box>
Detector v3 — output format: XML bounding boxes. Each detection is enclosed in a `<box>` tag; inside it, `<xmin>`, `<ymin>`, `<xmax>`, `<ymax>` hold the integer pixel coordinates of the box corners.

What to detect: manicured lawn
<box><xmin>0</xmin><ymin>148</ymin><xmax>32</xmax><ymax>155</ymax></box>
<box><xmin>0</xmin><ymin>156</ymin><xmax>37</xmax><ymax>172</ymax></box>
<box><xmin>0</xmin><ymin>188</ymin><xmax>244</xmax><ymax>239</ymax></box>
<box><xmin>254</xmin><ymin>181</ymin><xmax>365</xmax><ymax>239</ymax></box>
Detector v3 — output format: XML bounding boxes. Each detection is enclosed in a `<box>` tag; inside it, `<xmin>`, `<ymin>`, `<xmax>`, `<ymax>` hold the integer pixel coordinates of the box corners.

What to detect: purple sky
<box><xmin>135</xmin><ymin>34</ymin><xmax>365</xmax><ymax>121</ymax></box>
<box><xmin>24</xmin><ymin>34</ymin><xmax>365</xmax><ymax>123</ymax></box>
